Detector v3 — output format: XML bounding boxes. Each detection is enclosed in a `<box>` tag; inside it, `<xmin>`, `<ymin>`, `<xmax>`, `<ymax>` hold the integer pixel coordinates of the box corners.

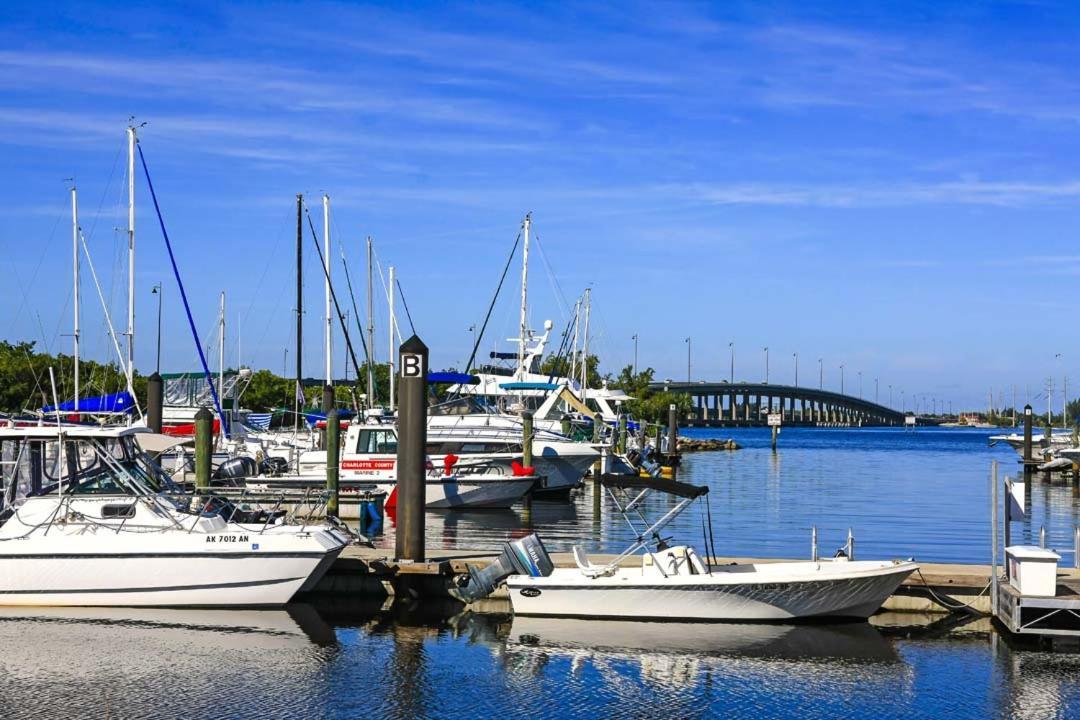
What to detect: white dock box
<box><xmin>1006</xmin><ymin>545</ymin><xmax>1060</xmax><ymax>597</ymax></box>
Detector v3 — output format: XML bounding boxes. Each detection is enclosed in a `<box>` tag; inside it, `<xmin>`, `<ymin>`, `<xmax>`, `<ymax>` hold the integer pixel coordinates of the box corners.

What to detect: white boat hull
<box><xmin>0</xmin><ymin>531</ymin><xmax>346</xmax><ymax>607</ymax></box>
<box><xmin>507</xmin><ymin>560</ymin><xmax>917</xmax><ymax>621</ymax></box>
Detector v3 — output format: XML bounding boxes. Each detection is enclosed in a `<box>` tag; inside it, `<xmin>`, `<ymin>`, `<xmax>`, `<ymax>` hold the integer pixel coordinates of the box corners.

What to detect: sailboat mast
<box><xmin>569</xmin><ymin>297</ymin><xmax>580</xmax><ymax>384</ymax></box>
<box><xmin>388</xmin><ymin>264</ymin><xmax>396</xmax><ymax>412</ymax></box>
<box><xmin>518</xmin><ymin>213</ymin><xmax>531</xmax><ymax>380</ymax></box>
<box><xmin>71</xmin><ymin>184</ymin><xmax>80</xmax><ymax>414</ymax></box>
<box><xmin>581</xmin><ymin>287</ymin><xmax>591</xmax><ymax>401</ymax></box>
<box><xmin>126</xmin><ymin>125</ymin><xmax>137</xmax><ymax>394</ymax></box>
<box><xmin>218</xmin><ymin>291</ymin><xmax>225</xmax><ymax>422</ymax></box>
<box><xmin>295</xmin><ymin>193</ymin><xmax>303</xmax><ymax>431</ymax></box>
<box><xmin>366</xmin><ymin>236</ymin><xmax>375</xmax><ymax>404</ymax></box>
<box><xmin>323</xmin><ymin>194</ymin><xmax>332</xmax><ymax>388</ymax></box>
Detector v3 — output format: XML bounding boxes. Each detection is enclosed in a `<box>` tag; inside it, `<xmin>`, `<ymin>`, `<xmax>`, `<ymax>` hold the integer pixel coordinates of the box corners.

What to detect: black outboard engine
<box><xmin>259</xmin><ymin>456</ymin><xmax>289</xmax><ymax>476</ymax></box>
<box><xmin>214</xmin><ymin>456</ymin><xmax>258</xmax><ymax>480</ymax></box>
<box><xmin>454</xmin><ymin>533</ymin><xmax>555</xmax><ymax>603</ymax></box>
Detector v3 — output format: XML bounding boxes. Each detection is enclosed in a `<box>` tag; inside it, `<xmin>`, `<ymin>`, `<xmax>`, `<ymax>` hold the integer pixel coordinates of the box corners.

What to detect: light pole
<box><xmin>763</xmin><ymin>346</ymin><xmax>769</xmax><ymax>384</ymax></box>
<box><xmin>685</xmin><ymin>336</ymin><xmax>692</xmax><ymax>384</ymax></box>
<box><xmin>793</xmin><ymin>352</ymin><xmax>799</xmax><ymax>387</ymax></box>
<box><xmin>151</xmin><ymin>283</ymin><xmax>162</xmax><ymax>374</ymax></box>
<box><xmin>729</xmin><ymin>342</ymin><xmax>735</xmax><ymax>383</ymax></box>
<box><xmin>818</xmin><ymin>358</ymin><xmax>823</xmax><ymax>390</ymax></box>
<box><xmin>858</xmin><ymin>371</ymin><xmax>862</xmax><ymax>399</ymax></box>
<box><xmin>901</xmin><ymin>389</ymin><xmax>905</xmax><ymax>413</ymax></box>
<box><xmin>632</xmin><ymin>334</ymin><xmax>638</xmax><ymax>375</ymax></box>
<box><xmin>889</xmin><ymin>384</ymin><xmax>893</xmax><ymax>408</ymax></box>
<box><xmin>840</xmin><ymin>364</ymin><xmax>845</xmax><ymax>395</ymax></box>
<box><xmin>875</xmin><ymin>377</ymin><xmax>879</xmax><ymax>404</ymax></box>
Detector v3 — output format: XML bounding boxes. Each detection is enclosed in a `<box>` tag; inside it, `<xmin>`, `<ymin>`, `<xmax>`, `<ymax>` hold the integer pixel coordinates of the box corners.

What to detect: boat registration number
<box><xmin>205</xmin><ymin>535</ymin><xmax>251</xmax><ymax>543</ymax></box>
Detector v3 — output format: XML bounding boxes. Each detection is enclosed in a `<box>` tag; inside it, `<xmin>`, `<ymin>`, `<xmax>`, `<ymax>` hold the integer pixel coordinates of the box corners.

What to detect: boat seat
<box><xmin>573</xmin><ymin>545</ymin><xmax>612</xmax><ymax>578</ymax></box>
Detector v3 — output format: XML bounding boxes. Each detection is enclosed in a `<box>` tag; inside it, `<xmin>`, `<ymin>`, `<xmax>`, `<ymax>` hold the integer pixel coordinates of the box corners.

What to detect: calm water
<box><xmin>6</xmin><ymin>429</ymin><xmax>1080</xmax><ymax>719</ymax></box>
<box><xmin>377</xmin><ymin>426</ymin><xmax>1080</xmax><ymax>564</ymax></box>
<box><xmin>1</xmin><ymin>604</ymin><xmax>1078</xmax><ymax>719</ymax></box>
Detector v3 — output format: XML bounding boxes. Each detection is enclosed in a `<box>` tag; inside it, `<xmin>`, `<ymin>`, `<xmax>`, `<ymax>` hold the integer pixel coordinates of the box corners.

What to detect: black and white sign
<box><xmin>401</xmin><ymin>353</ymin><xmax>423</xmax><ymax>378</ymax></box>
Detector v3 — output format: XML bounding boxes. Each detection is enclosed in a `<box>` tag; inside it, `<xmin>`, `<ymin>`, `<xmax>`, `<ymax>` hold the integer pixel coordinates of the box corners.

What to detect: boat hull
<box><xmin>0</xmin><ymin>533</ymin><xmax>346</xmax><ymax>607</ymax></box>
<box><xmin>507</xmin><ymin>561</ymin><xmax>917</xmax><ymax>621</ymax></box>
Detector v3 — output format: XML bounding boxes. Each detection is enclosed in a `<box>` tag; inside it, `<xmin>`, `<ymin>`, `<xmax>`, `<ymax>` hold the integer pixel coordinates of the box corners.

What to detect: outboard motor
<box><xmin>454</xmin><ymin>533</ymin><xmax>554</xmax><ymax>603</ymax></box>
<box><xmin>637</xmin><ymin>444</ymin><xmax>663</xmax><ymax>479</ymax></box>
<box><xmin>213</xmin><ymin>456</ymin><xmax>258</xmax><ymax>480</ymax></box>
<box><xmin>259</xmin><ymin>456</ymin><xmax>289</xmax><ymax>476</ymax></box>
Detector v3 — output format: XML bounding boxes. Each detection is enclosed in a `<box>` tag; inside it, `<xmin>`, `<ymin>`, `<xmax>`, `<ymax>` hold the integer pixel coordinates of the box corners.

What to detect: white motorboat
<box><xmin>989</xmin><ymin>430</ymin><xmax>1074</xmax><ymax>458</ymax></box>
<box><xmin>293</xmin><ymin>416</ymin><xmax>590</xmax><ymax>502</ymax></box>
<box><xmin>459</xmin><ymin>475</ymin><xmax>916</xmax><ymax>621</ymax></box>
<box><xmin>0</xmin><ymin>424</ymin><xmax>349</xmax><ymax>607</ymax></box>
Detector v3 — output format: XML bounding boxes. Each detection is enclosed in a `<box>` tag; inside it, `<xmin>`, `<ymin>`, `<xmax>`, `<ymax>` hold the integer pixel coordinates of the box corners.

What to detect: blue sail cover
<box><xmin>42</xmin><ymin>392</ymin><xmax>135</xmax><ymax>414</ymax></box>
<box><xmin>428</xmin><ymin>372</ymin><xmax>480</xmax><ymax>385</ymax></box>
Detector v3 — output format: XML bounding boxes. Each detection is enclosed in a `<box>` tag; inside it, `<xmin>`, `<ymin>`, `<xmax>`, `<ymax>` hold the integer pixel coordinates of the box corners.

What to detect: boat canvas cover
<box><xmin>42</xmin><ymin>392</ymin><xmax>135</xmax><ymax>414</ymax></box>
<box><xmin>600</xmin><ymin>474</ymin><xmax>708</xmax><ymax>499</ymax></box>
<box><xmin>428</xmin><ymin>372</ymin><xmax>479</xmax><ymax>385</ymax></box>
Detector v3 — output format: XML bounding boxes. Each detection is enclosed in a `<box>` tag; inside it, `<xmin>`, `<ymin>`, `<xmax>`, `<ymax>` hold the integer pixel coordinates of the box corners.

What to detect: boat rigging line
<box><xmin>465</xmin><ymin>231</ymin><xmax>522</xmax><ymax>373</ymax></box>
<box><xmin>395</xmin><ymin>278</ymin><xmax>417</xmax><ymax>336</ymax></box>
<box><xmin>136</xmin><ymin>142</ymin><xmax>227</xmax><ymax>436</ymax></box>
<box><xmin>304</xmin><ymin>205</ymin><xmax>367</xmax><ymax>396</ymax></box>
<box><xmin>78</xmin><ymin>228</ymin><xmax>143</xmax><ymax>419</ymax></box>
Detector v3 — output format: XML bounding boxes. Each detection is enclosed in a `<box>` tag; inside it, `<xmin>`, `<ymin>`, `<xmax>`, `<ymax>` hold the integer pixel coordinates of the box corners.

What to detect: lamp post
<box><xmin>729</xmin><ymin>342</ymin><xmax>735</xmax><ymax>383</ymax></box>
<box><xmin>818</xmin><ymin>358</ymin><xmax>823</xmax><ymax>390</ymax></box>
<box><xmin>632</xmin><ymin>333</ymin><xmax>638</xmax><ymax>375</ymax></box>
<box><xmin>151</xmin><ymin>283</ymin><xmax>162</xmax><ymax>374</ymax></box>
<box><xmin>875</xmin><ymin>377</ymin><xmax>879</xmax><ymax>404</ymax></box>
<box><xmin>763</xmin><ymin>346</ymin><xmax>769</xmax><ymax>384</ymax></box>
<box><xmin>793</xmin><ymin>352</ymin><xmax>799</xmax><ymax>387</ymax></box>
<box><xmin>840</xmin><ymin>364</ymin><xmax>845</xmax><ymax>395</ymax></box>
<box><xmin>685</xmin><ymin>336</ymin><xmax>692</xmax><ymax>384</ymax></box>
<box><xmin>858</xmin><ymin>371</ymin><xmax>862</xmax><ymax>399</ymax></box>
<box><xmin>889</xmin><ymin>384</ymin><xmax>893</xmax><ymax>408</ymax></box>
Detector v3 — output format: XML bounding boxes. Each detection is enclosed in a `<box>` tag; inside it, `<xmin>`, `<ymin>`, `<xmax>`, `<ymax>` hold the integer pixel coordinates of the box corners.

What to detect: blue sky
<box><xmin>2</xmin><ymin>0</ymin><xmax>1080</xmax><ymax>413</ymax></box>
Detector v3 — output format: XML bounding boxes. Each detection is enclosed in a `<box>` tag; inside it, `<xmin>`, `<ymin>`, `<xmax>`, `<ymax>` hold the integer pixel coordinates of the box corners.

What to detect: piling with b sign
<box><xmin>395</xmin><ymin>335</ymin><xmax>428</xmax><ymax>563</ymax></box>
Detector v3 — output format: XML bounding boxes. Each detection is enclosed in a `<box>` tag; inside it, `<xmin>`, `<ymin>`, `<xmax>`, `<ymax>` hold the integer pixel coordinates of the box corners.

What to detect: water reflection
<box><xmin>0</xmin><ymin>602</ymin><xmax>1079</xmax><ymax>718</ymax></box>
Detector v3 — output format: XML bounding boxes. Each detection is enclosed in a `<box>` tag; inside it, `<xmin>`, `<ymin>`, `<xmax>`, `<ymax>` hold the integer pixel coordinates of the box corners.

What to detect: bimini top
<box><xmin>0</xmin><ymin>423</ymin><xmax>151</xmax><ymax>440</ymax></box>
<box><xmin>600</xmin><ymin>474</ymin><xmax>708</xmax><ymax>499</ymax></box>
<box><xmin>498</xmin><ymin>382</ymin><xmax>559</xmax><ymax>391</ymax></box>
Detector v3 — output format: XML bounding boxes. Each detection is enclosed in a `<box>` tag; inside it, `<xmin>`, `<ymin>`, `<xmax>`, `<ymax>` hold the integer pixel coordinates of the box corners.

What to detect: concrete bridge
<box><xmin>650</xmin><ymin>381</ymin><xmax>905</xmax><ymax>427</ymax></box>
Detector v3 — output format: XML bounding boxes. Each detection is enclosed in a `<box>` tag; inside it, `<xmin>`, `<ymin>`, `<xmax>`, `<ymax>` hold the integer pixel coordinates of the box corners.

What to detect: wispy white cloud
<box><xmin>671</xmin><ymin>178</ymin><xmax>1080</xmax><ymax>208</ymax></box>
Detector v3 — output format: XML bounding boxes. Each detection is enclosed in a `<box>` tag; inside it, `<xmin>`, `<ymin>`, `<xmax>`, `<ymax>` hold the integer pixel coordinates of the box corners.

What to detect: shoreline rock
<box><xmin>678</xmin><ymin>438</ymin><xmax>740</xmax><ymax>452</ymax></box>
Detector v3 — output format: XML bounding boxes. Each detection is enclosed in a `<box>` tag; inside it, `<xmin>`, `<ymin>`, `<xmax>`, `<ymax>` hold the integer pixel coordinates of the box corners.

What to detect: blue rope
<box><xmin>136</xmin><ymin>143</ymin><xmax>230</xmax><ymax>438</ymax></box>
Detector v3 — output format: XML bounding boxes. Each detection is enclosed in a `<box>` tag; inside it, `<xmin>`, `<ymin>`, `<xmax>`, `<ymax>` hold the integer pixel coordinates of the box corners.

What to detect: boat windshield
<box><xmin>1</xmin><ymin>435</ymin><xmax>182</xmax><ymax>510</ymax></box>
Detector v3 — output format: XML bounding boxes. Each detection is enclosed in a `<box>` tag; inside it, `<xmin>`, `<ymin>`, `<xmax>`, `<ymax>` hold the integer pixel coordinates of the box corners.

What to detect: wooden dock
<box><xmin>308</xmin><ymin>546</ymin><xmax>1055</xmax><ymax>616</ymax></box>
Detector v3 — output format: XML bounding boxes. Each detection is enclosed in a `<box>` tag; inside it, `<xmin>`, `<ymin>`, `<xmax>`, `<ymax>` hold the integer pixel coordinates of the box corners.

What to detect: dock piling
<box><xmin>326</xmin><ymin>407</ymin><xmax>340</xmax><ymax>518</ymax></box>
<box><xmin>617</xmin><ymin>413</ymin><xmax>627</xmax><ymax>454</ymax></box>
<box><xmin>1023</xmin><ymin>404</ymin><xmax>1033</xmax><ymax>471</ymax></box>
<box><xmin>194</xmin><ymin>407</ymin><xmax>212</xmax><ymax>493</ymax></box>
<box><xmin>667</xmin><ymin>403</ymin><xmax>678</xmax><ymax>458</ymax></box>
<box><xmin>146</xmin><ymin>372</ymin><xmax>163</xmax><ymax>434</ymax></box>
<box><xmin>521</xmin><ymin>410</ymin><xmax>534</xmax><ymax>525</ymax></box>
<box><xmin>846</xmin><ymin>527</ymin><xmax>855</xmax><ymax>560</ymax></box>
<box><xmin>811</xmin><ymin>525</ymin><xmax>818</xmax><ymax>562</ymax></box>
<box><xmin>1075</xmin><ymin>527</ymin><xmax>1080</xmax><ymax>569</ymax></box>
<box><xmin>395</xmin><ymin>334</ymin><xmax>429</xmax><ymax>563</ymax></box>
<box><xmin>1040</xmin><ymin>525</ymin><xmax>1047</xmax><ymax>549</ymax></box>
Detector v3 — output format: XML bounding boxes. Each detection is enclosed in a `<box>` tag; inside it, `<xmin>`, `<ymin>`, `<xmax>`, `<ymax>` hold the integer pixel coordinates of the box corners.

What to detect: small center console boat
<box><xmin>458</xmin><ymin>475</ymin><xmax>917</xmax><ymax>622</ymax></box>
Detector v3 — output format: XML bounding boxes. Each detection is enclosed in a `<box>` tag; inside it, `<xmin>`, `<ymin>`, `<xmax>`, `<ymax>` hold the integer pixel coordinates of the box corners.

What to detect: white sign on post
<box><xmin>400</xmin><ymin>353</ymin><xmax>423</xmax><ymax>378</ymax></box>
<box><xmin>767</xmin><ymin>413</ymin><xmax>782</xmax><ymax>427</ymax></box>
<box><xmin>904</xmin><ymin>415</ymin><xmax>917</xmax><ymax>426</ymax></box>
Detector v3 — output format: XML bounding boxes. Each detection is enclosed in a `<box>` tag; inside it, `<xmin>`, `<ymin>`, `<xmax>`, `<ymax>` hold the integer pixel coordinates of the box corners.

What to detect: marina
<box><xmin>9</xmin><ymin>2</ymin><xmax>1080</xmax><ymax>717</ymax></box>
